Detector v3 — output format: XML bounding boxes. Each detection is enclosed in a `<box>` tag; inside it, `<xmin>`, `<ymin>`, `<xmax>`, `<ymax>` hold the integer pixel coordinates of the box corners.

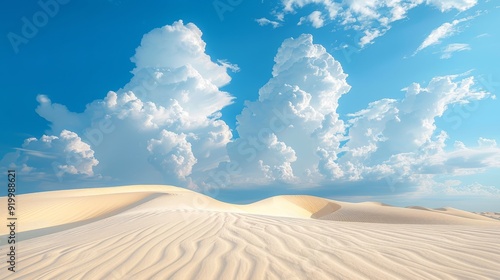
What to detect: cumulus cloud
<box><xmin>220</xmin><ymin>33</ymin><xmax>350</xmax><ymax>187</ymax></box>
<box><xmin>3</xmin><ymin>20</ymin><xmax>234</xmax><ymax>190</ymax></box>
<box><xmin>336</xmin><ymin>74</ymin><xmax>495</xmax><ymax>190</ymax></box>
<box><xmin>414</xmin><ymin>16</ymin><xmax>474</xmax><ymax>55</ymax></box>
<box><xmin>440</xmin><ymin>43</ymin><xmax>471</xmax><ymax>59</ymax></box>
<box><xmin>2</xmin><ymin>22</ymin><xmax>498</xmax><ymax>199</ymax></box>
<box><xmin>131</xmin><ymin>21</ymin><xmax>232</xmax><ymax>88</ymax></box>
<box><xmin>147</xmin><ymin>130</ymin><xmax>197</xmax><ymax>181</ymax></box>
<box><xmin>210</xmin><ymin>33</ymin><xmax>498</xmax><ymax>198</ymax></box>
<box><xmin>6</xmin><ymin>130</ymin><xmax>99</xmax><ymax>183</ymax></box>
<box><xmin>274</xmin><ymin>0</ymin><xmax>479</xmax><ymax>46</ymax></box>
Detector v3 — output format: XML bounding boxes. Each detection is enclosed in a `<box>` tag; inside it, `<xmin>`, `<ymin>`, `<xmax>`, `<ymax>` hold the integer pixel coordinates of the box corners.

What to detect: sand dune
<box><xmin>477</xmin><ymin>212</ymin><xmax>500</xmax><ymax>221</ymax></box>
<box><xmin>1</xmin><ymin>185</ymin><xmax>499</xmax><ymax>279</ymax></box>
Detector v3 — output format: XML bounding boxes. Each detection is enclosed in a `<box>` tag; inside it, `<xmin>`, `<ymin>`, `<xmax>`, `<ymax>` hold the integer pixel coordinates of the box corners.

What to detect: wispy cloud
<box><xmin>414</xmin><ymin>16</ymin><xmax>474</xmax><ymax>56</ymax></box>
<box><xmin>255</xmin><ymin>17</ymin><xmax>281</xmax><ymax>28</ymax></box>
<box><xmin>426</xmin><ymin>0</ymin><xmax>478</xmax><ymax>12</ymax></box>
<box><xmin>440</xmin><ymin>43</ymin><xmax>471</xmax><ymax>59</ymax></box>
<box><xmin>274</xmin><ymin>0</ymin><xmax>479</xmax><ymax>47</ymax></box>
<box><xmin>217</xmin><ymin>59</ymin><xmax>240</xmax><ymax>72</ymax></box>
<box><xmin>14</xmin><ymin>148</ymin><xmax>58</xmax><ymax>159</ymax></box>
<box><xmin>298</xmin><ymin>11</ymin><xmax>325</xmax><ymax>28</ymax></box>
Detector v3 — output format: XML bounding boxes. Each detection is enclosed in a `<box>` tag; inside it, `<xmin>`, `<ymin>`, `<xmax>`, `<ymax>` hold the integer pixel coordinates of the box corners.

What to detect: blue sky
<box><xmin>1</xmin><ymin>0</ymin><xmax>499</xmax><ymax>211</ymax></box>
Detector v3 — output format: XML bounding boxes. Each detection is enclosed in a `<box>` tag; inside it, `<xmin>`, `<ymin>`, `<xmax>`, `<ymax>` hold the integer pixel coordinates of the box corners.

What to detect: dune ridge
<box><xmin>1</xmin><ymin>185</ymin><xmax>499</xmax><ymax>279</ymax></box>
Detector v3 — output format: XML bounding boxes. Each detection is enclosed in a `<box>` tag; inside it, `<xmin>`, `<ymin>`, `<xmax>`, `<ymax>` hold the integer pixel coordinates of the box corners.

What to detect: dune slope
<box><xmin>1</xmin><ymin>185</ymin><xmax>499</xmax><ymax>280</ymax></box>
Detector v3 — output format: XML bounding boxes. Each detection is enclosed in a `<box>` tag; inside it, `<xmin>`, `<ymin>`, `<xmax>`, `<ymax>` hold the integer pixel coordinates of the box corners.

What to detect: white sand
<box><xmin>1</xmin><ymin>185</ymin><xmax>499</xmax><ymax>279</ymax></box>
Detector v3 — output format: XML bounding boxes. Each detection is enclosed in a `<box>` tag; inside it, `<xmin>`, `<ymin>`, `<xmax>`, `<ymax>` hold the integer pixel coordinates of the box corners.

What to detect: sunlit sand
<box><xmin>1</xmin><ymin>185</ymin><xmax>499</xmax><ymax>279</ymax></box>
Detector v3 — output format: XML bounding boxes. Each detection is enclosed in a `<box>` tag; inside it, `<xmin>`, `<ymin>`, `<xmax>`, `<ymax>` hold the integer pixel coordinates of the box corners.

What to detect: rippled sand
<box><xmin>1</xmin><ymin>185</ymin><xmax>499</xmax><ymax>279</ymax></box>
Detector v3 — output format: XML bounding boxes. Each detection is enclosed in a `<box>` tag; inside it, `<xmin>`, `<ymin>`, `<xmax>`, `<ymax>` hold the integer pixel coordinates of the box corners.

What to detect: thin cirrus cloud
<box><xmin>440</xmin><ymin>43</ymin><xmax>471</xmax><ymax>59</ymax></box>
<box><xmin>426</xmin><ymin>0</ymin><xmax>478</xmax><ymax>12</ymax></box>
<box><xmin>413</xmin><ymin>16</ymin><xmax>475</xmax><ymax>56</ymax></box>
<box><xmin>2</xmin><ymin>20</ymin><xmax>499</xmax><ymax>199</ymax></box>
<box><xmin>269</xmin><ymin>0</ymin><xmax>478</xmax><ymax>47</ymax></box>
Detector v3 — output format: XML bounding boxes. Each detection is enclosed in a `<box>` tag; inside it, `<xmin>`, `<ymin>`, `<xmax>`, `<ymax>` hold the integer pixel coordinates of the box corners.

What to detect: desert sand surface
<box><xmin>1</xmin><ymin>185</ymin><xmax>499</xmax><ymax>279</ymax></box>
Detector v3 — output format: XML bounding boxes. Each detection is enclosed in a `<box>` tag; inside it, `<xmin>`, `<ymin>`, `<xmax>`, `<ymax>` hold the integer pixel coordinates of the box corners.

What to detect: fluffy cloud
<box><xmin>3</xmin><ymin>22</ymin><xmax>498</xmax><ymax>199</ymax></box>
<box><xmin>340</xmin><ymin>74</ymin><xmax>495</xmax><ymax>185</ymax></box>
<box><xmin>273</xmin><ymin>0</ymin><xmax>478</xmax><ymax>46</ymax></box>
<box><xmin>4</xmin><ymin>130</ymin><xmax>99</xmax><ymax>184</ymax></box>
<box><xmin>347</xmin><ymin>75</ymin><xmax>490</xmax><ymax>157</ymax></box>
<box><xmin>212</xmin><ymin>34</ymin><xmax>498</xmax><ymax>197</ymax></box>
<box><xmin>414</xmin><ymin>16</ymin><xmax>474</xmax><ymax>55</ymax></box>
<box><xmin>130</xmin><ymin>21</ymin><xmax>233</xmax><ymax>88</ymax></box>
<box><xmin>147</xmin><ymin>130</ymin><xmax>197</xmax><ymax>181</ymax></box>
<box><xmin>3</xmin><ymin>20</ymin><xmax>234</xmax><ymax>189</ymax></box>
<box><xmin>440</xmin><ymin>43</ymin><xmax>471</xmax><ymax>59</ymax></box>
<box><xmin>219</xmin><ymin>33</ymin><xmax>350</xmax><ymax>187</ymax></box>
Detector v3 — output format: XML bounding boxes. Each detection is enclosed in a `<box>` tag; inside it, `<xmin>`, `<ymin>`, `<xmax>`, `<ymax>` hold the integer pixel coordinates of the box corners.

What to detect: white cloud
<box><xmin>3</xmin><ymin>23</ymin><xmax>499</xmax><ymax>199</ymax></box>
<box><xmin>426</xmin><ymin>0</ymin><xmax>478</xmax><ymax>12</ymax></box>
<box><xmin>216</xmin><ymin>33</ymin><xmax>498</xmax><ymax>195</ymax></box>
<box><xmin>221</xmin><ymin>33</ymin><xmax>350</xmax><ymax>187</ymax></box>
<box><xmin>476</xmin><ymin>33</ymin><xmax>489</xmax><ymax>38</ymax></box>
<box><xmin>418</xmin><ymin>139</ymin><xmax>500</xmax><ymax>175</ymax></box>
<box><xmin>298</xmin><ymin>11</ymin><xmax>325</xmax><ymax>28</ymax></box>
<box><xmin>414</xmin><ymin>16</ymin><xmax>473</xmax><ymax>55</ymax></box>
<box><xmin>360</xmin><ymin>29</ymin><xmax>382</xmax><ymax>47</ymax></box>
<box><xmin>130</xmin><ymin>21</ymin><xmax>233</xmax><ymax>88</ymax></box>
<box><xmin>282</xmin><ymin>0</ymin><xmax>340</xmax><ymax>19</ymax></box>
<box><xmin>339</xmin><ymin>74</ymin><xmax>495</xmax><ymax>186</ymax></box>
<box><xmin>8</xmin><ymin>130</ymin><xmax>99</xmax><ymax>181</ymax></box>
<box><xmin>211</xmin><ymin>33</ymin><xmax>498</xmax><ymax>197</ymax></box>
<box><xmin>346</xmin><ymin>74</ymin><xmax>490</xmax><ymax>154</ymax></box>
<box><xmin>255</xmin><ymin>17</ymin><xmax>281</xmax><ymax>28</ymax></box>
<box><xmin>147</xmin><ymin>130</ymin><xmax>197</xmax><ymax>181</ymax></box>
<box><xmin>3</xmin><ymin>20</ymin><xmax>235</xmax><ymax>190</ymax></box>
<box><xmin>440</xmin><ymin>43</ymin><xmax>471</xmax><ymax>59</ymax></box>
<box><xmin>217</xmin><ymin>59</ymin><xmax>240</xmax><ymax>72</ymax></box>
<box><xmin>276</xmin><ymin>0</ymin><xmax>479</xmax><ymax>46</ymax></box>
<box><xmin>13</xmin><ymin>147</ymin><xmax>57</xmax><ymax>159</ymax></box>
